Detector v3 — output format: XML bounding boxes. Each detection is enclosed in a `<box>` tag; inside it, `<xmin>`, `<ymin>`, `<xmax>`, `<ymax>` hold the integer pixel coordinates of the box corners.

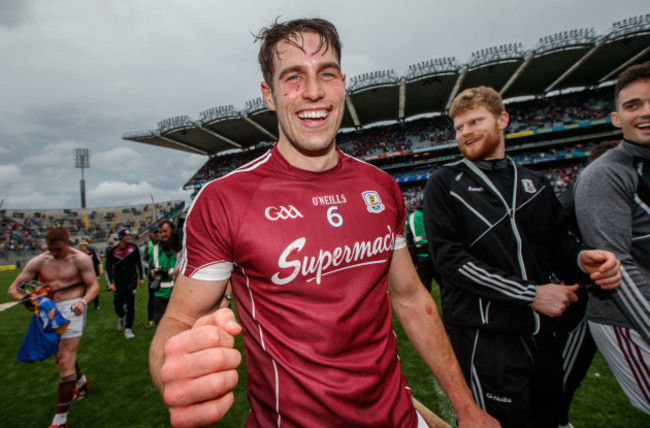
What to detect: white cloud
<box><xmin>93</xmin><ymin>147</ymin><xmax>145</xmax><ymax>172</ymax></box>
<box><xmin>88</xmin><ymin>180</ymin><xmax>191</xmax><ymax>208</ymax></box>
<box><xmin>23</xmin><ymin>140</ymin><xmax>78</xmax><ymax>166</ymax></box>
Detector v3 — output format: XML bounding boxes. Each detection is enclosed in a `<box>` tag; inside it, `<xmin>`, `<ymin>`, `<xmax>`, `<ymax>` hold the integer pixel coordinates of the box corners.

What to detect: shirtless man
<box><xmin>8</xmin><ymin>227</ymin><xmax>99</xmax><ymax>428</ymax></box>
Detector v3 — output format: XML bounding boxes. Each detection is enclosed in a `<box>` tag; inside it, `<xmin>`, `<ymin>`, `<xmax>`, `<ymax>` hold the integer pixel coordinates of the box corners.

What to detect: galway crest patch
<box><xmin>521</xmin><ymin>178</ymin><xmax>537</xmax><ymax>194</ymax></box>
<box><xmin>362</xmin><ymin>191</ymin><xmax>385</xmax><ymax>213</ymax></box>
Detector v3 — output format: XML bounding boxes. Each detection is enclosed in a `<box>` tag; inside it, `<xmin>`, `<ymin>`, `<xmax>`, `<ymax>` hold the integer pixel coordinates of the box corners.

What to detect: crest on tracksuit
<box><xmin>362</xmin><ymin>191</ymin><xmax>385</xmax><ymax>213</ymax></box>
<box><xmin>521</xmin><ymin>179</ymin><xmax>537</xmax><ymax>194</ymax></box>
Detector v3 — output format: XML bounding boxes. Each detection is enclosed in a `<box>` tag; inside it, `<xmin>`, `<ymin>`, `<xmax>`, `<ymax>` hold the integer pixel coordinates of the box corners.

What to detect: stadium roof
<box><xmin>123</xmin><ymin>14</ymin><xmax>650</xmax><ymax>157</ymax></box>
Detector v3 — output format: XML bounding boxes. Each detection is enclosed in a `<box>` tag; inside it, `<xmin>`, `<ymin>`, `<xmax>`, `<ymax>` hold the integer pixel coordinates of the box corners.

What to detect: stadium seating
<box><xmin>0</xmin><ymin>200</ymin><xmax>184</xmax><ymax>267</ymax></box>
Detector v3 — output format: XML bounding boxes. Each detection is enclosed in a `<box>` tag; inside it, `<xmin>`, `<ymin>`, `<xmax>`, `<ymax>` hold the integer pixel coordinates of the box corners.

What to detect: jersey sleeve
<box><xmin>391</xmin><ymin>177</ymin><xmax>407</xmax><ymax>250</ymax></box>
<box><xmin>105</xmin><ymin>248</ymin><xmax>115</xmax><ymax>283</ymax></box>
<box><xmin>134</xmin><ymin>245</ymin><xmax>144</xmax><ymax>279</ymax></box>
<box><xmin>181</xmin><ymin>183</ymin><xmax>235</xmax><ymax>281</ymax></box>
<box><xmin>575</xmin><ymin>157</ymin><xmax>650</xmax><ymax>342</ymax></box>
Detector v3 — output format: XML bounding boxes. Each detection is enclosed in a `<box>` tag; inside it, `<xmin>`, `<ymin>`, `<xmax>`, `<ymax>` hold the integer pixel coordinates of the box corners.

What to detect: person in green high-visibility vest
<box><xmin>148</xmin><ymin>220</ymin><xmax>180</xmax><ymax>325</ymax></box>
<box><xmin>406</xmin><ymin>202</ymin><xmax>434</xmax><ymax>291</ymax></box>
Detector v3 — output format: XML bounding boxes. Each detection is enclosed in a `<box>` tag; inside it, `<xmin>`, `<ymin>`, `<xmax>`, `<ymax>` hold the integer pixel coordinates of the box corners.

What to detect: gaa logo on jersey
<box><xmin>521</xmin><ymin>179</ymin><xmax>537</xmax><ymax>194</ymax></box>
<box><xmin>265</xmin><ymin>205</ymin><xmax>303</xmax><ymax>221</ymax></box>
<box><xmin>362</xmin><ymin>191</ymin><xmax>385</xmax><ymax>213</ymax></box>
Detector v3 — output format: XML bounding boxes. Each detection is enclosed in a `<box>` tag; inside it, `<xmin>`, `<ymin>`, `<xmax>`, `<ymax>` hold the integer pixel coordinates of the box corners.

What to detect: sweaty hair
<box><xmin>254</xmin><ymin>17</ymin><xmax>342</xmax><ymax>87</ymax></box>
<box><xmin>449</xmin><ymin>86</ymin><xmax>505</xmax><ymax>120</ymax></box>
<box><xmin>46</xmin><ymin>227</ymin><xmax>70</xmax><ymax>245</ymax></box>
<box><xmin>615</xmin><ymin>61</ymin><xmax>650</xmax><ymax>107</ymax></box>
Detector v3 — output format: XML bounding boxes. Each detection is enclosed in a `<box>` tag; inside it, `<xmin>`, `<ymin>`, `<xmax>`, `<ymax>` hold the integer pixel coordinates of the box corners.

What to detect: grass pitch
<box><xmin>0</xmin><ymin>268</ymin><xmax>647</xmax><ymax>427</ymax></box>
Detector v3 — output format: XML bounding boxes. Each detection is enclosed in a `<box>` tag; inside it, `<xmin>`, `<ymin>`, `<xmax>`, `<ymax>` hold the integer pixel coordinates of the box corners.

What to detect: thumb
<box><xmin>586</xmin><ymin>250</ymin><xmax>608</xmax><ymax>264</ymax></box>
<box><xmin>566</xmin><ymin>283</ymin><xmax>581</xmax><ymax>292</ymax></box>
<box><xmin>566</xmin><ymin>283</ymin><xmax>580</xmax><ymax>303</ymax></box>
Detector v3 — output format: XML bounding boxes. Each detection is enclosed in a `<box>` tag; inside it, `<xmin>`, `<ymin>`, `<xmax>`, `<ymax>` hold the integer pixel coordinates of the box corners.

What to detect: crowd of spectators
<box><xmin>337</xmin><ymin>116</ymin><xmax>451</xmax><ymax>158</ymax></box>
<box><xmin>0</xmin><ymin>218</ymin><xmax>41</xmax><ymax>263</ymax></box>
<box><xmin>0</xmin><ymin>201</ymin><xmax>184</xmax><ymax>266</ymax></box>
<box><xmin>184</xmin><ymin>144</ymin><xmax>272</xmax><ymax>189</ymax></box>
<box><xmin>507</xmin><ymin>86</ymin><xmax>612</xmax><ymax>133</ymax></box>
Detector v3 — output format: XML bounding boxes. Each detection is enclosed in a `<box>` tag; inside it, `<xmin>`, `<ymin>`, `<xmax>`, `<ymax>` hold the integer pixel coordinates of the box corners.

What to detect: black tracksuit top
<box><xmin>424</xmin><ymin>157</ymin><xmax>586</xmax><ymax>335</ymax></box>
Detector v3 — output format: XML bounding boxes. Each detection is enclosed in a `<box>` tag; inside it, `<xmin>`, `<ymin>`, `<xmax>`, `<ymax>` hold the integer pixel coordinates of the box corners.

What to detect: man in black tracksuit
<box><xmin>423</xmin><ymin>86</ymin><xmax>622</xmax><ymax>428</ymax></box>
<box><xmin>106</xmin><ymin>228</ymin><xmax>144</xmax><ymax>339</ymax></box>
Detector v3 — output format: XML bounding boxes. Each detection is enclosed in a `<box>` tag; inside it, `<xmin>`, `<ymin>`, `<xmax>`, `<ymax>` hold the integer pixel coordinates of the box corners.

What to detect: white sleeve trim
<box><xmin>394</xmin><ymin>235</ymin><xmax>407</xmax><ymax>250</ymax></box>
<box><xmin>190</xmin><ymin>262</ymin><xmax>234</xmax><ymax>281</ymax></box>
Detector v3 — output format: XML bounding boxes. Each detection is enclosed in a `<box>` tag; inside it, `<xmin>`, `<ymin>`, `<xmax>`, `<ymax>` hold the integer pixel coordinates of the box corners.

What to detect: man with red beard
<box><xmin>423</xmin><ymin>86</ymin><xmax>622</xmax><ymax>427</ymax></box>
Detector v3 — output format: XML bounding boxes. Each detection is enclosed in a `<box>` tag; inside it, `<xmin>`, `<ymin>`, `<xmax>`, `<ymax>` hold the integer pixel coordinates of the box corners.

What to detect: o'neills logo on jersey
<box><xmin>312</xmin><ymin>194</ymin><xmax>346</xmax><ymax>206</ymax></box>
<box><xmin>362</xmin><ymin>191</ymin><xmax>385</xmax><ymax>213</ymax></box>
<box><xmin>265</xmin><ymin>205</ymin><xmax>303</xmax><ymax>221</ymax></box>
<box><xmin>271</xmin><ymin>225</ymin><xmax>396</xmax><ymax>285</ymax></box>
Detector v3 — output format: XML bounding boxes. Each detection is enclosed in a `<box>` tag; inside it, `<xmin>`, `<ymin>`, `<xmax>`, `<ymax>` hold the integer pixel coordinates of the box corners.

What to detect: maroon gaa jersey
<box><xmin>182</xmin><ymin>145</ymin><xmax>417</xmax><ymax>427</ymax></box>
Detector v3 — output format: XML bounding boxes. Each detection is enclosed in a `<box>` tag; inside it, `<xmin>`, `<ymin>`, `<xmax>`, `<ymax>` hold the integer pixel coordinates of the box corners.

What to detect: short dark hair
<box><xmin>615</xmin><ymin>61</ymin><xmax>650</xmax><ymax>107</ymax></box>
<box><xmin>254</xmin><ymin>17</ymin><xmax>342</xmax><ymax>88</ymax></box>
<box><xmin>587</xmin><ymin>140</ymin><xmax>619</xmax><ymax>164</ymax></box>
<box><xmin>46</xmin><ymin>227</ymin><xmax>70</xmax><ymax>245</ymax></box>
<box><xmin>158</xmin><ymin>219</ymin><xmax>174</xmax><ymax>230</ymax></box>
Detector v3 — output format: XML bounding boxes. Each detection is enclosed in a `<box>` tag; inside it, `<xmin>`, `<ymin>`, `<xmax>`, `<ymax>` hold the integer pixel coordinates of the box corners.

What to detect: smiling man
<box><xmin>149</xmin><ymin>18</ymin><xmax>498</xmax><ymax>428</ymax></box>
<box><xmin>574</xmin><ymin>61</ymin><xmax>650</xmax><ymax>414</ymax></box>
<box><xmin>423</xmin><ymin>86</ymin><xmax>622</xmax><ymax>427</ymax></box>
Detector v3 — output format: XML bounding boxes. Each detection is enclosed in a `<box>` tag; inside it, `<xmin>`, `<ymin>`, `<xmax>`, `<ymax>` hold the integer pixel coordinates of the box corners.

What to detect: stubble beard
<box><xmin>279</xmin><ymin>120</ymin><xmax>340</xmax><ymax>159</ymax></box>
<box><xmin>460</xmin><ymin>126</ymin><xmax>503</xmax><ymax>161</ymax></box>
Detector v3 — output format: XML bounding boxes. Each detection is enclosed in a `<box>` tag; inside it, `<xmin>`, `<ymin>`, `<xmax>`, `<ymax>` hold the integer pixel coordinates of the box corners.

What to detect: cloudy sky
<box><xmin>0</xmin><ymin>0</ymin><xmax>647</xmax><ymax>209</ymax></box>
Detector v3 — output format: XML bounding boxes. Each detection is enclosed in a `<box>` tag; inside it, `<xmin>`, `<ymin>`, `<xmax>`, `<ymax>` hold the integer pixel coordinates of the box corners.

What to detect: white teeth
<box><xmin>298</xmin><ymin>110</ymin><xmax>328</xmax><ymax>119</ymax></box>
<box><xmin>638</xmin><ymin>123</ymin><xmax>650</xmax><ymax>129</ymax></box>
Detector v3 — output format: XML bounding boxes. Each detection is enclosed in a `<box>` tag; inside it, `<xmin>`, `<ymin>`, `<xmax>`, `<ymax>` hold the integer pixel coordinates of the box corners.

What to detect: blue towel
<box><xmin>16</xmin><ymin>297</ymin><xmax>70</xmax><ymax>363</ymax></box>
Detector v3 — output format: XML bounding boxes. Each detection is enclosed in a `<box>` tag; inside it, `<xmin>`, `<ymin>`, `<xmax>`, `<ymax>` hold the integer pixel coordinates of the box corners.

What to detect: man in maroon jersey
<box><xmin>149</xmin><ymin>18</ymin><xmax>499</xmax><ymax>428</ymax></box>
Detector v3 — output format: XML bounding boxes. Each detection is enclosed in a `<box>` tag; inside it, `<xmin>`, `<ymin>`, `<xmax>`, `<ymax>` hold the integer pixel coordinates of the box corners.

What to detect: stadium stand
<box><xmin>123</xmin><ymin>14</ymin><xmax>649</xmax><ymax>156</ymax></box>
<box><xmin>122</xmin><ymin>14</ymin><xmax>649</xmax><ymax>213</ymax></box>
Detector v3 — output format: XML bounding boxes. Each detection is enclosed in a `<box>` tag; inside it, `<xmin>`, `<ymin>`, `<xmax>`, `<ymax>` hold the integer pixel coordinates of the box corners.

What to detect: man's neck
<box><xmin>276</xmin><ymin>140</ymin><xmax>339</xmax><ymax>172</ymax></box>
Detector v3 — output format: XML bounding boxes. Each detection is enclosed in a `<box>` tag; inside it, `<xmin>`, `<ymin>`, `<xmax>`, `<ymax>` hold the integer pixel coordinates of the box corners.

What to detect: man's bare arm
<box><xmin>387</xmin><ymin>248</ymin><xmax>500</xmax><ymax>428</ymax></box>
<box><xmin>7</xmin><ymin>257</ymin><xmax>43</xmax><ymax>301</ymax></box>
<box><xmin>74</xmin><ymin>253</ymin><xmax>100</xmax><ymax>314</ymax></box>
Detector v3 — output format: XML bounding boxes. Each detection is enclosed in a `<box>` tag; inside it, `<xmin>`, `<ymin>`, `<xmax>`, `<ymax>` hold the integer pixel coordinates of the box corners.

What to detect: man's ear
<box><xmin>497</xmin><ymin>111</ymin><xmax>509</xmax><ymax>131</ymax></box>
<box><xmin>611</xmin><ymin>111</ymin><xmax>621</xmax><ymax>129</ymax></box>
<box><xmin>261</xmin><ymin>81</ymin><xmax>276</xmax><ymax>111</ymax></box>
